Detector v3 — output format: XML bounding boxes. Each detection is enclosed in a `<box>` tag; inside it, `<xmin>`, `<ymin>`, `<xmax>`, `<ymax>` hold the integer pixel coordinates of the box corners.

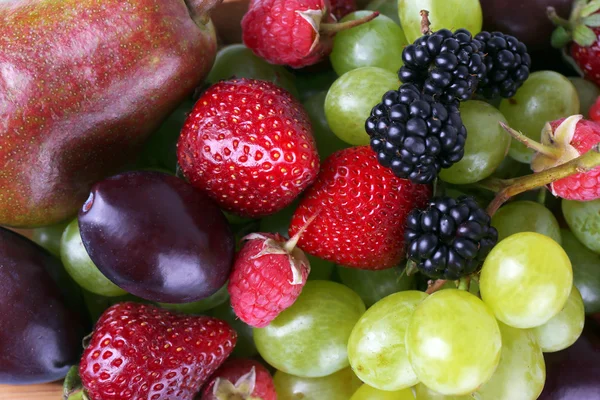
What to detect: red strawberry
<box><xmin>177</xmin><ymin>78</ymin><xmax>319</xmax><ymax>218</ymax></box>
<box><xmin>242</xmin><ymin>0</ymin><xmax>378</xmax><ymax>68</ymax></box>
<box><xmin>79</xmin><ymin>303</ymin><xmax>237</xmax><ymax>400</ymax></box>
<box><xmin>289</xmin><ymin>146</ymin><xmax>432</xmax><ymax>270</ymax></box>
<box><xmin>528</xmin><ymin>115</ymin><xmax>600</xmax><ymax>201</ymax></box>
<box><xmin>200</xmin><ymin>359</ymin><xmax>276</xmax><ymax>400</ymax></box>
<box><xmin>550</xmin><ymin>5</ymin><xmax>600</xmax><ymax>86</ymax></box>
<box><xmin>228</xmin><ymin>217</ymin><xmax>315</xmax><ymax>327</ymax></box>
<box><xmin>330</xmin><ymin>0</ymin><xmax>357</xmax><ymax>20</ymax></box>
<box><xmin>590</xmin><ymin>96</ymin><xmax>600</xmax><ymax>122</ymax></box>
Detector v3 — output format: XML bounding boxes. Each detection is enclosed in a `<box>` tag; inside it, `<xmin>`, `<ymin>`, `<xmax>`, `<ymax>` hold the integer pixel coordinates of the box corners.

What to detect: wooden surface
<box><xmin>0</xmin><ymin>383</ymin><xmax>62</xmax><ymax>400</ymax></box>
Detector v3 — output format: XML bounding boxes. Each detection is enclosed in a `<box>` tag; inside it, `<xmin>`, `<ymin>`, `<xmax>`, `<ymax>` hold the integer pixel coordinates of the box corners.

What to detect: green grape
<box><xmin>562</xmin><ymin>198</ymin><xmax>600</xmax><ymax>254</ymax></box>
<box><xmin>207</xmin><ymin>44</ymin><xmax>298</xmax><ymax>98</ymax></box>
<box><xmin>531</xmin><ymin>285</ymin><xmax>585</xmax><ymax>353</ymax></box>
<box><xmin>480</xmin><ymin>232</ymin><xmax>573</xmax><ymax>329</ymax></box>
<box><xmin>159</xmin><ymin>284</ymin><xmax>229</xmax><ymax>314</ymax></box>
<box><xmin>569</xmin><ymin>77</ymin><xmax>600</xmax><ymax>118</ymax></box>
<box><xmin>254</xmin><ymin>280</ymin><xmax>366</xmax><ymax>377</ymax></box>
<box><xmin>350</xmin><ymin>384</ymin><xmax>416</xmax><ymax>400</ymax></box>
<box><xmin>491</xmin><ymin>155</ymin><xmax>532</xmax><ymax>179</ymax></box>
<box><xmin>439</xmin><ymin>100</ymin><xmax>510</xmax><ymax>184</ymax></box>
<box><xmin>274</xmin><ymin>367</ymin><xmax>362</xmax><ymax>400</ymax></box>
<box><xmin>476</xmin><ymin>322</ymin><xmax>545</xmax><ymax>400</ymax></box>
<box><xmin>31</xmin><ymin>220</ymin><xmax>70</xmax><ymax>258</ymax></box>
<box><xmin>82</xmin><ymin>290</ymin><xmax>146</xmax><ymax>322</ymax></box>
<box><xmin>259</xmin><ymin>202</ymin><xmax>335</xmax><ymax>280</ymax></box>
<box><xmin>405</xmin><ymin>290</ymin><xmax>501</xmax><ymax>396</ymax></box>
<box><xmin>366</xmin><ymin>0</ymin><xmax>401</xmax><ymax>25</ymax></box>
<box><xmin>303</xmin><ymin>91</ymin><xmax>350</xmax><ymax>159</ymax></box>
<box><xmin>491</xmin><ymin>201</ymin><xmax>561</xmax><ymax>244</ymax></box>
<box><xmin>61</xmin><ymin>219</ymin><xmax>127</xmax><ymax>297</ymax></box>
<box><xmin>500</xmin><ymin>71</ymin><xmax>580</xmax><ymax>163</ymax></box>
<box><xmin>325</xmin><ymin>67</ymin><xmax>399</xmax><ymax>145</ymax></box>
<box><xmin>398</xmin><ymin>0</ymin><xmax>482</xmax><ymax>43</ymax></box>
<box><xmin>295</xmin><ymin>68</ymin><xmax>339</xmax><ymax>101</ymax></box>
<box><xmin>137</xmin><ymin>99</ymin><xmax>194</xmax><ymax>172</ymax></box>
<box><xmin>561</xmin><ymin>229</ymin><xmax>600</xmax><ymax>314</ymax></box>
<box><xmin>337</xmin><ymin>266</ymin><xmax>416</xmax><ymax>307</ymax></box>
<box><xmin>210</xmin><ymin>301</ymin><xmax>257</xmax><ymax>357</ymax></box>
<box><xmin>348</xmin><ymin>291</ymin><xmax>427</xmax><ymax>390</ymax></box>
<box><xmin>330</xmin><ymin>12</ymin><xmax>408</xmax><ymax>76</ymax></box>
<box><xmin>414</xmin><ymin>384</ymin><xmax>472</xmax><ymax>400</ymax></box>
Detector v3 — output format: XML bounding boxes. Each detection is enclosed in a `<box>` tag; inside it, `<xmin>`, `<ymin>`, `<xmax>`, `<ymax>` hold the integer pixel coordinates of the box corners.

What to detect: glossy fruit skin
<box><xmin>325</xmin><ymin>67</ymin><xmax>399</xmax><ymax>145</ymax></box>
<box><xmin>80</xmin><ymin>303</ymin><xmax>237</xmax><ymax>400</ymax></box>
<box><xmin>570</xmin><ymin>77</ymin><xmax>600</xmax><ymax>119</ymax></box>
<box><xmin>210</xmin><ymin>301</ymin><xmax>258</xmax><ymax>358</ymax></box>
<box><xmin>61</xmin><ymin>218</ymin><xmax>127</xmax><ymax>297</ymax></box>
<box><xmin>206</xmin><ymin>44</ymin><xmax>299</xmax><ymax>98</ymax></box>
<box><xmin>159</xmin><ymin>284</ymin><xmax>229</xmax><ymax>315</ymax></box>
<box><xmin>366</xmin><ymin>0</ymin><xmax>400</xmax><ymax>25</ymax></box>
<box><xmin>348</xmin><ymin>291</ymin><xmax>427</xmax><ymax>391</ymax></box>
<box><xmin>399</xmin><ymin>0</ymin><xmax>482</xmax><ymax>44</ymax></box>
<box><xmin>539</xmin><ymin>319</ymin><xmax>600</xmax><ymax>400</ymax></box>
<box><xmin>0</xmin><ymin>228</ymin><xmax>84</xmax><ymax>384</ymax></box>
<box><xmin>491</xmin><ymin>200</ymin><xmax>562</xmax><ymax>244</ymax></box>
<box><xmin>571</xmin><ymin>21</ymin><xmax>600</xmax><ymax>88</ymax></box>
<box><xmin>330</xmin><ymin>0</ymin><xmax>357</xmax><ymax>19</ymax></box>
<box><xmin>303</xmin><ymin>91</ymin><xmax>350</xmax><ymax>159</ymax></box>
<box><xmin>337</xmin><ymin>266</ymin><xmax>415</xmax><ymax>307</ymax></box>
<box><xmin>439</xmin><ymin>100</ymin><xmax>510</xmax><ymax>184</ymax></box>
<box><xmin>562</xmin><ymin>198</ymin><xmax>600</xmax><ymax>254</ymax></box>
<box><xmin>200</xmin><ymin>358</ymin><xmax>276</xmax><ymax>400</ymax></box>
<box><xmin>414</xmin><ymin>383</ymin><xmax>472</xmax><ymax>399</ymax></box>
<box><xmin>177</xmin><ymin>78</ymin><xmax>319</xmax><ymax>218</ymax></box>
<box><xmin>561</xmin><ymin>229</ymin><xmax>600</xmax><ymax>314</ymax></box>
<box><xmin>78</xmin><ymin>171</ymin><xmax>235</xmax><ymax>303</ymax></box>
<box><xmin>274</xmin><ymin>368</ymin><xmax>362</xmax><ymax>400</ymax></box>
<box><xmin>500</xmin><ymin>71</ymin><xmax>580</xmax><ymax>163</ymax></box>
<box><xmin>330</xmin><ymin>12</ymin><xmax>407</xmax><ymax>75</ymax></box>
<box><xmin>350</xmin><ymin>384</ymin><xmax>416</xmax><ymax>400</ymax></box>
<box><xmin>31</xmin><ymin>220</ymin><xmax>70</xmax><ymax>258</ymax></box>
<box><xmin>254</xmin><ymin>280</ymin><xmax>366</xmax><ymax>378</ymax></box>
<box><xmin>242</xmin><ymin>0</ymin><xmax>336</xmax><ymax>68</ymax></box>
<box><xmin>0</xmin><ymin>0</ymin><xmax>218</xmax><ymax>227</ymax></box>
<box><xmin>480</xmin><ymin>232</ymin><xmax>573</xmax><ymax>329</ymax></box>
<box><xmin>289</xmin><ymin>146</ymin><xmax>432</xmax><ymax>269</ymax></box>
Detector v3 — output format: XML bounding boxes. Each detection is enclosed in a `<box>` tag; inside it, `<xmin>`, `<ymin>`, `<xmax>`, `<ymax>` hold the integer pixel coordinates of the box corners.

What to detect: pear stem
<box><xmin>320</xmin><ymin>11</ymin><xmax>379</xmax><ymax>35</ymax></box>
<box><xmin>185</xmin><ymin>0</ymin><xmax>223</xmax><ymax>24</ymax></box>
<box><xmin>547</xmin><ymin>6</ymin><xmax>571</xmax><ymax>29</ymax></box>
<box><xmin>420</xmin><ymin>9</ymin><xmax>432</xmax><ymax>35</ymax></box>
<box><xmin>485</xmin><ymin>143</ymin><xmax>600</xmax><ymax>216</ymax></box>
<box><xmin>499</xmin><ymin>122</ymin><xmax>561</xmax><ymax>158</ymax></box>
<box><xmin>426</xmin><ymin>279</ymin><xmax>448</xmax><ymax>294</ymax></box>
<box><xmin>284</xmin><ymin>213</ymin><xmax>319</xmax><ymax>253</ymax></box>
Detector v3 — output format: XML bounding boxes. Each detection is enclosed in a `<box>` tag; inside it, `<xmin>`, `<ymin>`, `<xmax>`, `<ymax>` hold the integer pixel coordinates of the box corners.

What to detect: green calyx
<box><xmin>212</xmin><ymin>367</ymin><xmax>262</xmax><ymax>400</ymax></box>
<box><xmin>63</xmin><ymin>366</ymin><xmax>89</xmax><ymax>400</ymax></box>
<box><xmin>549</xmin><ymin>0</ymin><xmax>600</xmax><ymax>48</ymax></box>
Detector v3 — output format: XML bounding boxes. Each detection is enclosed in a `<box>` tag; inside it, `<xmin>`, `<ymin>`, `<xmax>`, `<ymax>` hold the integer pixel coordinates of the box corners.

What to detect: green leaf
<box><xmin>573</xmin><ymin>24</ymin><xmax>598</xmax><ymax>46</ymax></box>
<box><xmin>551</xmin><ymin>26</ymin><xmax>572</xmax><ymax>48</ymax></box>
<box><xmin>585</xmin><ymin>14</ymin><xmax>600</xmax><ymax>27</ymax></box>
<box><xmin>63</xmin><ymin>366</ymin><xmax>84</xmax><ymax>400</ymax></box>
<box><xmin>581</xmin><ymin>0</ymin><xmax>600</xmax><ymax>17</ymax></box>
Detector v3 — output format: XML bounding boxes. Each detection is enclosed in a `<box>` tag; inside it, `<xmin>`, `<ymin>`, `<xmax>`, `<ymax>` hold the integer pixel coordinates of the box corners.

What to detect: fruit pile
<box><xmin>2</xmin><ymin>0</ymin><xmax>600</xmax><ymax>399</ymax></box>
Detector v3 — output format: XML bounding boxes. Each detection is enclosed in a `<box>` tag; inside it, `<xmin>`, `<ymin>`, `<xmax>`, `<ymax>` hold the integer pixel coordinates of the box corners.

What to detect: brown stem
<box><xmin>426</xmin><ymin>279</ymin><xmax>448</xmax><ymax>294</ymax></box>
<box><xmin>185</xmin><ymin>0</ymin><xmax>223</xmax><ymax>25</ymax></box>
<box><xmin>420</xmin><ymin>10</ymin><xmax>432</xmax><ymax>35</ymax></box>
<box><xmin>486</xmin><ymin>144</ymin><xmax>600</xmax><ymax>216</ymax></box>
<box><xmin>320</xmin><ymin>11</ymin><xmax>379</xmax><ymax>35</ymax></box>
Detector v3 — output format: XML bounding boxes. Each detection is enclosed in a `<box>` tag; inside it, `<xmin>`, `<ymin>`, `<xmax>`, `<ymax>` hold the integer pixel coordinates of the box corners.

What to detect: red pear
<box><xmin>0</xmin><ymin>0</ymin><xmax>221</xmax><ymax>227</ymax></box>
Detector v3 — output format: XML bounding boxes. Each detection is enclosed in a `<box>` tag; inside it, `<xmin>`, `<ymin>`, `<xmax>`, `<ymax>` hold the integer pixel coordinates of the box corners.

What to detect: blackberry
<box><xmin>398</xmin><ymin>29</ymin><xmax>486</xmax><ymax>104</ymax></box>
<box><xmin>405</xmin><ymin>195</ymin><xmax>498</xmax><ymax>280</ymax></box>
<box><xmin>365</xmin><ymin>83</ymin><xmax>467</xmax><ymax>184</ymax></box>
<box><xmin>475</xmin><ymin>31</ymin><xmax>531</xmax><ymax>99</ymax></box>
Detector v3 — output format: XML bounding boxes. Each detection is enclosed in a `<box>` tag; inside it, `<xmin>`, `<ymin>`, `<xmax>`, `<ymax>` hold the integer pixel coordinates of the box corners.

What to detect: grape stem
<box><xmin>420</xmin><ymin>10</ymin><xmax>432</xmax><ymax>35</ymax></box>
<box><xmin>484</xmin><ymin>143</ymin><xmax>600</xmax><ymax>216</ymax></box>
<box><xmin>458</xmin><ymin>276</ymin><xmax>470</xmax><ymax>291</ymax></box>
<box><xmin>425</xmin><ymin>279</ymin><xmax>447</xmax><ymax>294</ymax></box>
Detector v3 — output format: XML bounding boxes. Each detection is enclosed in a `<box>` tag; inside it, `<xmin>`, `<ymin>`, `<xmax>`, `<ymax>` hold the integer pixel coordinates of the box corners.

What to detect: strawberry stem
<box><xmin>284</xmin><ymin>213</ymin><xmax>319</xmax><ymax>253</ymax></box>
<box><xmin>320</xmin><ymin>11</ymin><xmax>379</xmax><ymax>35</ymax></box>
<box><xmin>499</xmin><ymin>122</ymin><xmax>561</xmax><ymax>158</ymax></box>
<box><xmin>420</xmin><ymin>9</ymin><xmax>432</xmax><ymax>35</ymax></box>
<box><xmin>548</xmin><ymin>6</ymin><xmax>572</xmax><ymax>29</ymax></box>
<box><xmin>486</xmin><ymin>143</ymin><xmax>600</xmax><ymax>216</ymax></box>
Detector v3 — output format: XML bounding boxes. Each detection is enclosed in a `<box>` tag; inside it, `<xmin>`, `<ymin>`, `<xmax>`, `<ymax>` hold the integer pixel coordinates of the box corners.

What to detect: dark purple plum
<box><xmin>78</xmin><ymin>171</ymin><xmax>234</xmax><ymax>303</ymax></box>
<box><xmin>0</xmin><ymin>228</ymin><xmax>84</xmax><ymax>384</ymax></box>
<box><xmin>540</xmin><ymin>319</ymin><xmax>600</xmax><ymax>400</ymax></box>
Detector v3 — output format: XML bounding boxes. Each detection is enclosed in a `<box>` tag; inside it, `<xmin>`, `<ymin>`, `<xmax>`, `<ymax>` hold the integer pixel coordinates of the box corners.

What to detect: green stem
<box><xmin>499</xmin><ymin>122</ymin><xmax>561</xmax><ymax>158</ymax></box>
<box><xmin>486</xmin><ymin>144</ymin><xmax>600</xmax><ymax>216</ymax></box>
<box><xmin>537</xmin><ymin>187</ymin><xmax>547</xmax><ymax>205</ymax></box>
<box><xmin>547</xmin><ymin>6</ymin><xmax>572</xmax><ymax>29</ymax></box>
<box><xmin>458</xmin><ymin>276</ymin><xmax>470</xmax><ymax>291</ymax></box>
<box><xmin>320</xmin><ymin>11</ymin><xmax>379</xmax><ymax>35</ymax></box>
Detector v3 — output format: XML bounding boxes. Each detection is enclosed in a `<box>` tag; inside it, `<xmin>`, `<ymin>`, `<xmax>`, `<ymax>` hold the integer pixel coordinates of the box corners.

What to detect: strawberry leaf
<box><xmin>573</xmin><ymin>24</ymin><xmax>598</xmax><ymax>47</ymax></box>
<box><xmin>584</xmin><ymin>14</ymin><xmax>600</xmax><ymax>27</ymax></box>
<box><xmin>581</xmin><ymin>0</ymin><xmax>600</xmax><ymax>17</ymax></box>
<box><xmin>551</xmin><ymin>27</ymin><xmax>572</xmax><ymax>48</ymax></box>
<box><xmin>63</xmin><ymin>366</ymin><xmax>85</xmax><ymax>400</ymax></box>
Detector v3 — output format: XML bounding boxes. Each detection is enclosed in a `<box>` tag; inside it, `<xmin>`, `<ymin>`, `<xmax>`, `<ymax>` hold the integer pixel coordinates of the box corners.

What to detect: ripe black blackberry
<box><xmin>398</xmin><ymin>28</ymin><xmax>486</xmax><ymax>104</ymax></box>
<box><xmin>405</xmin><ymin>195</ymin><xmax>498</xmax><ymax>280</ymax></box>
<box><xmin>475</xmin><ymin>31</ymin><xmax>531</xmax><ymax>98</ymax></box>
<box><xmin>365</xmin><ymin>83</ymin><xmax>466</xmax><ymax>184</ymax></box>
